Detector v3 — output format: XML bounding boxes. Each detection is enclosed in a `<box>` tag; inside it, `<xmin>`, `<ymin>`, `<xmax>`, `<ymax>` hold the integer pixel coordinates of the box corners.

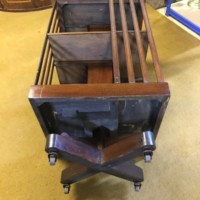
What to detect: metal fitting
<box><xmin>142</xmin><ymin>131</ymin><xmax>156</xmax><ymax>149</ymax></box>
<box><xmin>144</xmin><ymin>150</ymin><xmax>153</xmax><ymax>163</ymax></box>
<box><xmin>63</xmin><ymin>184</ymin><xmax>70</xmax><ymax>194</ymax></box>
<box><xmin>48</xmin><ymin>152</ymin><xmax>57</xmax><ymax>166</ymax></box>
<box><xmin>142</xmin><ymin>131</ymin><xmax>155</xmax><ymax>163</ymax></box>
<box><xmin>134</xmin><ymin>182</ymin><xmax>142</xmax><ymax>192</ymax></box>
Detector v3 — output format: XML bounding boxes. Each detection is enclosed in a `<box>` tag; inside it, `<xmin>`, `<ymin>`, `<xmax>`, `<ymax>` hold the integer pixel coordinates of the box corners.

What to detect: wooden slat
<box><xmin>119</xmin><ymin>0</ymin><xmax>135</xmax><ymax>83</ymax></box>
<box><xmin>48</xmin><ymin>55</ymin><xmax>54</xmax><ymax>85</ymax></box>
<box><xmin>39</xmin><ymin>41</ymin><xmax>50</xmax><ymax>85</ymax></box>
<box><xmin>44</xmin><ymin>49</ymin><xmax>53</xmax><ymax>85</ymax></box>
<box><xmin>34</xmin><ymin>4</ymin><xmax>57</xmax><ymax>85</ymax></box>
<box><xmin>140</xmin><ymin>0</ymin><xmax>164</xmax><ymax>82</ymax></box>
<box><xmin>129</xmin><ymin>0</ymin><xmax>149</xmax><ymax>82</ymax></box>
<box><xmin>109</xmin><ymin>0</ymin><xmax>121</xmax><ymax>83</ymax></box>
<box><xmin>53</xmin><ymin>17</ymin><xmax>59</xmax><ymax>33</ymax></box>
<box><xmin>50</xmin><ymin>9</ymin><xmax>58</xmax><ymax>33</ymax></box>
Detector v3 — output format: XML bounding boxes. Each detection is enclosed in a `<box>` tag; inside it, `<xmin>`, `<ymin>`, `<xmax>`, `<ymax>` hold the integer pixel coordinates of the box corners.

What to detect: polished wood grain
<box><xmin>140</xmin><ymin>0</ymin><xmax>164</xmax><ymax>82</ymax></box>
<box><xmin>109</xmin><ymin>0</ymin><xmax>121</xmax><ymax>83</ymax></box>
<box><xmin>29</xmin><ymin>82</ymin><xmax>170</xmax><ymax>99</ymax></box>
<box><xmin>130</xmin><ymin>0</ymin><xmax>149</xmax><ymax>82</ymax></box>
<box><xmin>119</xmin><ymin>0</ymin><xmax>135</xmax><ymax>83</ymax></box>
<box><xmin>88</xmin><ymin>65</ymin><xmax>113</xmax><ymax>84</ymax></box>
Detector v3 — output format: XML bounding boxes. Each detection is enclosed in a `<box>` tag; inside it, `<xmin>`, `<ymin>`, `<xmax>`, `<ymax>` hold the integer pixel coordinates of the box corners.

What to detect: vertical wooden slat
<box><xmin>109</xmin><ymin>0</ymin><xmax>121</xmax><ymax>83</ymax></box>
<box><xmin>56</xmin><ymin>25</ymin><xmax>60</xmax><ymax>33</ymax></box>
<box><xmin>137</xmin><ymin>2</ymin><xmax>143</xmax><ymax>30</ymax></box>
<box><xmin>129</xmin><ymin>0</ymin><xmax>149</xmax><ymax>82</ymax></box>
<box><xmin>140</xmin><ymin>0</ymin><xmax>164</xmax><ymax>82</ymax></box>
<box><xmin>44</xmin><ymin>48</ymin><xmax>53</xmax><ymax>85</ymax></box>
<box><xmin>48</xmin><ymin>58</ymin><xmax>54</xmax><ymax>85</ymax></box>
<box><xmin>53</xmin><ymin>17</ymin><xmax>59</xmax><ymax>33</ymax></box>
<box><xmin>41</xmin><ymin>10</ymin><xmax>58</xmax><ymax>85</ymax></box>
<box><xmin>50</xmin><ymin>9</ymin><xmax>57</xmax><ymax>33</ymax></box>
<box><xmin>119</xmin><ymin>0</ymin><xmax>135</xmax><ymax>83</ymax></box>
<box><xmin>39</xmin><ymin>41</ymin><xmax>50</xmax><ymax>85</ymax></box>
<box><xmin>48</xmin><ymin>12</ymin><xmax>58</xmax><ymax>84</ymax></box>
<box><xmin>34</xmin><ymin>4</ymin><xmax>56</xmax><ymax>85</ymax></box>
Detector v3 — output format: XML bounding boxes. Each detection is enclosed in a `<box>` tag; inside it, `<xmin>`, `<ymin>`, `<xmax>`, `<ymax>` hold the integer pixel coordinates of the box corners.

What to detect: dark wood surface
<box><xmin>29</xmin><ymin>83</ymin><xmax>169</xmax><ymax>139</ymax></box>
<box><xmin>29</xmin><ymin>83</ymin><xmax>169</xmax><ymax>98</ymax></box>
<box><xmin>48</xmin><ymin>31</ymin><xmax>148</xmax><ymax>84</ymax></box>
<box><xmin>46</xmin><ymin>132</ymin><xmax>144</xmax><ymax>183</ymax></box>
<box><xmin>56</xmin><ymin>0</ymin><xmax>140</xmax><ymax>32</ymax></box>
<box><xmin>29</xmin><ymin>83</ymin><xmax>170</xmax><ymax>99</ymax></box>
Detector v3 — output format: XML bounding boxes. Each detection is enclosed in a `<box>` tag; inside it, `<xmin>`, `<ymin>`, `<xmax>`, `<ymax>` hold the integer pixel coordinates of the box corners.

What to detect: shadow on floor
<box><xmin>74</xmin><ymin>173</ymin><xmax>130</xmax><ymax>200</ymax></box>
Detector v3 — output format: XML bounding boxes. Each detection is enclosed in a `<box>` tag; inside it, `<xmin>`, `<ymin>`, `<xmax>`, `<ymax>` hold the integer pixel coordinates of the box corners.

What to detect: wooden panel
<box><xmin>48</xmin><ymin>31</ymin><xmax>148</xmax><ymax>84</ymax></box>
<box><xmin>55</xmin><ymin>63</ymin><xmax>88</xmax><ymax>84</ymax></box>
<box><xmin>29</xmin><ymin>83</ymin><xmax>169</xmax><ymax>137</ymax></box>
<box><xmin>47</xmin><ymin>32</ymin><xmax>148</xmax><ymax>63</ymax></box>
<box><xmin>56</xmin><ymin>0</ymin><xmax>141</xmax><ymax>32</ymax></box>
<box><xmin>62</xmin><ymin>3</ymin><xmax>133</xmax><ymax>31</ymax></box>
<box><xmin>87</xmin><ymin>65</ymin><xmax>113</xmax><ymax>84</ymax></box>
<box><xmin>48</xmin><ymin>32</ymin><xmax>112</xmax><ymax>62</ymax></box>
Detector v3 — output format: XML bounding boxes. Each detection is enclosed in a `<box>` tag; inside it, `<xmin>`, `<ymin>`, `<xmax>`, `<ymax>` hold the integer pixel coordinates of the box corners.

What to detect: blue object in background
<box><xmin>166</xmin><ymin>0</ymin><xmax>200</xmax><ymax>35</ymax></box>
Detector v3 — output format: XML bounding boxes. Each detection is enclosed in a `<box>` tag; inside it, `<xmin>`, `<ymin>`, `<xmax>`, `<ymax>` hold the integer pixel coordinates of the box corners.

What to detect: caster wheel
<box><xmin>63</xmin><ymin>184</ymin><xmax>70</xmax><ymax>194</ymax></box>
<box><xmin>134</xmin><ymin>182</ymin><xmax>141</xmax><ymax>192</ymax></box>
<box><xmin>144</xmin><ymin>150</ymin><xmax>153</xmax><ymax>163</ymax></box>
<box><xmin>48</xmin><ymin>152</ymin><xmax>57</xmax><ymax>166</ymax></box>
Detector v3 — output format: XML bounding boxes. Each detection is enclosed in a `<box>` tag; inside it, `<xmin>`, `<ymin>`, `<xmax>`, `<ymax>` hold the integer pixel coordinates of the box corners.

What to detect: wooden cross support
<box><xmin>46</xmin><ymin>131</ymin><xmax>155</xmax><ymax>192</ymax></box>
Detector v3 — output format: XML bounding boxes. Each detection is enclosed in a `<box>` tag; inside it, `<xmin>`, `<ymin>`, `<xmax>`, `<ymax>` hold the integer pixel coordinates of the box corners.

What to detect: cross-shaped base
<box><xmin>45</xmin><ymin>131</ymin><xmax>155</xmax><ymax>193</ymax></box>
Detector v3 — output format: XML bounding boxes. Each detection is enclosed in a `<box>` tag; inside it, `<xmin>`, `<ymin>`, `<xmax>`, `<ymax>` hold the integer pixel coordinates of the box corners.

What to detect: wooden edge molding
<box><xmin>29</xmin><ymin>83</ymin><xmax>170</xmax><ymax>99</ymax></box>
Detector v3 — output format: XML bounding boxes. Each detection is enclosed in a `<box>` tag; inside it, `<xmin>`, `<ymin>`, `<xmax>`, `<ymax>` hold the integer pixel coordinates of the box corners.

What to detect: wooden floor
<box><xmin>0</xmin><ymin>5</ymin><xmax>200</xmax><ymax>200</ymax></box>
